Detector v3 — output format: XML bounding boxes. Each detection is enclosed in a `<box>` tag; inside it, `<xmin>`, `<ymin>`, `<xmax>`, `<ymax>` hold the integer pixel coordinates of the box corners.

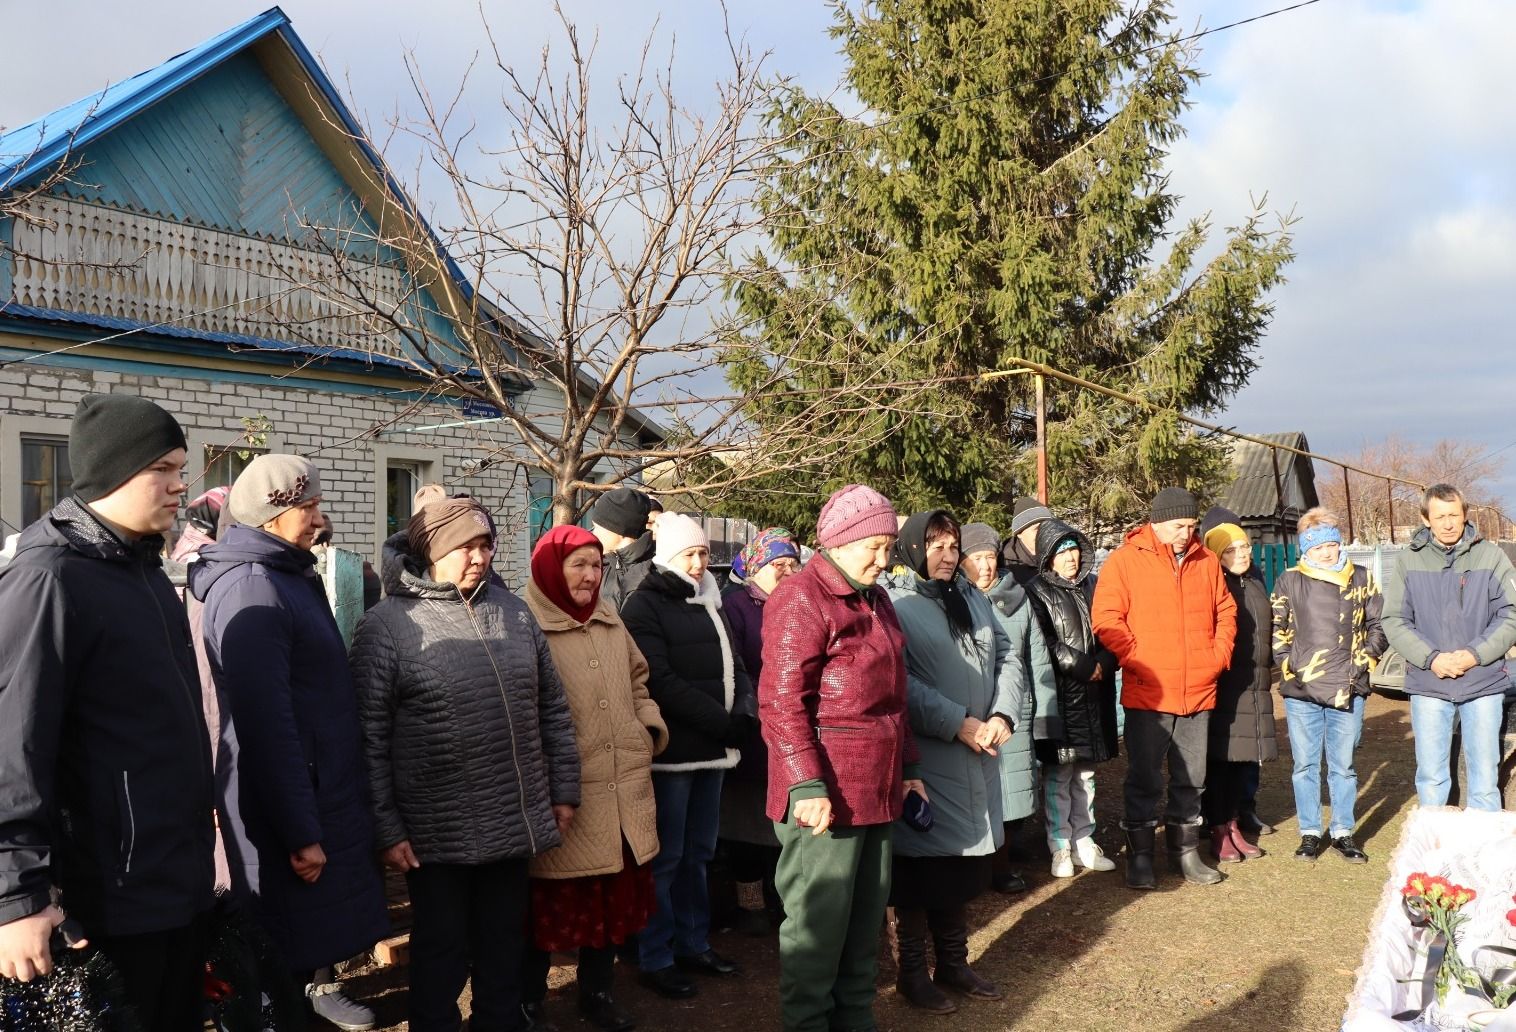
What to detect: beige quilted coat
<box><xmin>525</xmin><ymin>581</ymin><xmax>667</xmax><ymax>878</ymax></box>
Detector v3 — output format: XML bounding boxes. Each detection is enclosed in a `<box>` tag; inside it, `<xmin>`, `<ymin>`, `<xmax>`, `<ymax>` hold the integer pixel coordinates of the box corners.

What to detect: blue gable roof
<box><xmin>0</xmin><ymin>6</ymin><xmax>525</xmax><ymax>384</ymax></box>
<box><xmin>55</xmin><ymin>50</ymin><xmax>382</xmax><ymax>246</ymax></box>
<box><xmin>0</xmin><ymin>8</ymin><xmax>289</xmax><ymax>187</ymax></box>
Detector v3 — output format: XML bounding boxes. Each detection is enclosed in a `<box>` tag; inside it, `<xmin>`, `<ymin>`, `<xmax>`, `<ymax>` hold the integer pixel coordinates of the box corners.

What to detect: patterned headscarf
<box><xmin>740</xmin><ymin>527</ymin><xmax>800</xmax><ymax>577</ymax></box>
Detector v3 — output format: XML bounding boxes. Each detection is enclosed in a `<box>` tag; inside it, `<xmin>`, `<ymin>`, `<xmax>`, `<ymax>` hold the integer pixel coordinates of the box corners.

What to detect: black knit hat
<box><xmin>590</xmin><ymin>487</ymin><xmax>652</xmax><ymax>539</ymax></box>
<box><xmin>69</xmin><ymin>394</ymin><xmax>187</xmax><ymax>502</ymax></box>
<box><xmin>1150</xmin><ymin>487</ymin><xmax>1199</xmax><ymax>523</ymax></box>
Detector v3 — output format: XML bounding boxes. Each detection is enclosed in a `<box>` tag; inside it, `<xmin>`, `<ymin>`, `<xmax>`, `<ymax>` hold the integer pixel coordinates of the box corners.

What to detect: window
<box><xmin>202</xmin><ymin>443</ymin><xmax>263</xmax><ymax>492</ymax></box>
<box><xmin>527</xmin><ymin>474</ymin><xmax>555</xmax><ymax>547</ymax></box>
<box><xmin>386</xmin><ymin>461</ymin><xmax>421</xmax><ymax>537</ymax></box>
<box><xmin>21</xmin><ymin>435</ymin><xmax>72</xmax><ymax>528</ymax></box>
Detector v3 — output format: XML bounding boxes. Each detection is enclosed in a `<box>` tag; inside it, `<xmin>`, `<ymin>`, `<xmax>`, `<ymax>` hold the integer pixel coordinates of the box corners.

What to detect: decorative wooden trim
<box><xmin>7</xmin><ymin>195</ymin><xmax>423</xmax><ymax>360</ymax></box>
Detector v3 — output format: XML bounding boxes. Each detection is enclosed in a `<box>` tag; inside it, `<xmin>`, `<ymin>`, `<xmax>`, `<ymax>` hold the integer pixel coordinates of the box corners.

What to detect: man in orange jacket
<box><xmin>1092</xmin><ymin>488</ymin><xmax>1237</xmax><ymax>890</ymax></box>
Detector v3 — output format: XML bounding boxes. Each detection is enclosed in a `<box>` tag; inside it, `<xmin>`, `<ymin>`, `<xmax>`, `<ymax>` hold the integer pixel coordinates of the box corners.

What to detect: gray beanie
<box><xmin>1010</xmin><ymin>505</ymin><xmax>1053</xmax><ymax>536</ymax></box>
<box><xmin>1150</xmin><ymin>487</ymin><xmax>1198</xmax><ymax>523</ymax></box>
<box><xmin>959</xmin><ymin>522</ymin><xmax>1000</xmax><ymax>558</ymax></box>
<box><xmin>229</xmin><ymin>454</ymin><xmax>322</xmax><ymax>527</ymax></box>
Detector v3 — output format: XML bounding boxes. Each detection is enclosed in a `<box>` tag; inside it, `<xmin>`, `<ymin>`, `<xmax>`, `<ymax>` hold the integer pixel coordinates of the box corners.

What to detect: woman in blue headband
<box><xmin>1269</xmin><ymin>508</ymin><xmax>1386</xmax><ymax>865</ymax></box>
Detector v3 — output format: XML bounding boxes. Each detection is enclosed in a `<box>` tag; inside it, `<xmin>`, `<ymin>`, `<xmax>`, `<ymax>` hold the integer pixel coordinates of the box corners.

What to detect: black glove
<box><xmin>720</xmin><ymin>713</ymin><xmax>758</xmax><ymax>747</ymax></box>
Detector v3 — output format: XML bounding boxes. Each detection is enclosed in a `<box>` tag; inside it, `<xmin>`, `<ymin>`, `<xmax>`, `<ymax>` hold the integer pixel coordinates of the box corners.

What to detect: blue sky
<box><xmin>3</xmin><ymin>1</ymin><xmax>1512</xmax><ymax>506</ymax></box>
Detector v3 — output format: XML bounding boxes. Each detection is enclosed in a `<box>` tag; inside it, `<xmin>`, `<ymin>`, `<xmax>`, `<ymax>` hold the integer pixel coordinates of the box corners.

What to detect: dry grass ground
<box><xmin>345</xmin><ymin>692</ymin><xmax>1425</xmax><ymax>1032</ymax></box>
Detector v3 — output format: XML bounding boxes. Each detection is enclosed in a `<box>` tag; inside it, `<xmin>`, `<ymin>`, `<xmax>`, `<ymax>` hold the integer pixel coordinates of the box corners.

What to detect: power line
<box><xmin>484</xmin><ymin>0</ymin><xmax>1329</xmax><ymax>235</ymax></box>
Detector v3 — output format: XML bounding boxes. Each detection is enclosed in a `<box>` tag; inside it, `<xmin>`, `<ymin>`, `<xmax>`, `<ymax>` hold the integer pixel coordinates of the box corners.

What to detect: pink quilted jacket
<box><xmin>759</xmin><ymin>556</ymin><xmax>918</xmax><ymax>827</ymax></box>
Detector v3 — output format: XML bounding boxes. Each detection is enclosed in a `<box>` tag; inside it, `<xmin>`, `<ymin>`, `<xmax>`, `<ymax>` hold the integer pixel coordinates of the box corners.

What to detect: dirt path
<box><xmin>346</xmin><ymin>693</ymin><xmax>1422</xmax><ymax>1031</ymax></box>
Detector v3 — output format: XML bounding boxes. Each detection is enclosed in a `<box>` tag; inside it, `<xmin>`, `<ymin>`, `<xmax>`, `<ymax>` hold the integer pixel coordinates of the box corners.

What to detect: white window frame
<box><xmin>1</xmin><ymin>414</ymin><xmax>74</xmax><ymax>535</ymax></box>
<box><xmin>371</xmin><ymin>443</ymin><xmax>444</xmax><ymax>563</ymax></box>
<box><xmin>185</xmin><ymin>427</ymin><xmax>286</xmax><ymax>497</ymax></box>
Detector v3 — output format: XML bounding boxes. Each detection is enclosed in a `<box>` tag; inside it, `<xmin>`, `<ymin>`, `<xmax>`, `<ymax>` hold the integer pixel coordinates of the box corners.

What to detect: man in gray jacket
<box><xmin>1383</xmin><ymin>483</ymin><xmax>1516</xmax><ymax>811</ymax></box>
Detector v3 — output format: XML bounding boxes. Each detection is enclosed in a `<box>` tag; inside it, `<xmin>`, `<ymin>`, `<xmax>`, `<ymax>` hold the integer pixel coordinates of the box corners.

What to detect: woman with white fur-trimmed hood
<box><xmin>621</xmin><ymin>512</ymin><xmax>756</xmax><ymax>997</ymax></box>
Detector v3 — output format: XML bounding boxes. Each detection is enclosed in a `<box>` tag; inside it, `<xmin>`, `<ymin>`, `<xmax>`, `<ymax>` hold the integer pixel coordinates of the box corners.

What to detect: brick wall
<box><xmin>0</xmin><ymin>361</ymin><xmax>538</xmax><ymax>584</ymax></box>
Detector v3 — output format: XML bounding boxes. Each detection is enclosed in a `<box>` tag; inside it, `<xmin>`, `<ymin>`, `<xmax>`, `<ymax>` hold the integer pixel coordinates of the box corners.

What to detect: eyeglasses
<box><xmin>767</xmin><ymin>558</ymin><xmax>801</xmax><ymax>574</ymax></box>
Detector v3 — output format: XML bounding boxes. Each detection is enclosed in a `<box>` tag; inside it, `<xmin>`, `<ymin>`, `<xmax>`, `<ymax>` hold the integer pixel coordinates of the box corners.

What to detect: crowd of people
<box><xmin>2</xmin><ymin>393</ymin><xmax>1516</xmax><ymax>1032</ymax></box>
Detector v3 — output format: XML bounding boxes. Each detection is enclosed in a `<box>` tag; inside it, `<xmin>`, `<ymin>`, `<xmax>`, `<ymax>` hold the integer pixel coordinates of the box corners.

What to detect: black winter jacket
<box><xmin>1210</xmin><ymin>572</ymin><xmax>1279</xmax><ymax>764</ymax></box>
<box><xmin>622</xmin><ymin>566</ymin><xmax>756</xmax><ymax>772</ymax></box>
<box><xmin>1025</xmin><ymin>521</ymin><xmax>1119</xmax><ymax>765</ymax></box>
<box><xmin>1272</xmin><ymin>561</ymin><xmax>1387</xmax><ymax>709</ymax></box>
<box><xmin>602</xmin><ymin>533</ymin><xmax>655</xmax><ymax>612</ymax></box>
<box><xmin>351</xmin><ymin>533</ymin><xmax>580</xmax><ymax>864</ymax></box>
<box><xmin>0</xmin><ymin>497</ymin><xmax>214</xmax><ymax>934</ymax></box>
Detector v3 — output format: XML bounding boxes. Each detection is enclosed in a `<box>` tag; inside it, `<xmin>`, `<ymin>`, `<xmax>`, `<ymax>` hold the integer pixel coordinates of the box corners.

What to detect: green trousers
<box><xmin>773</xmin><ymin>816</ymin><xmax>893</xmax><ymax>1032</ymax></box>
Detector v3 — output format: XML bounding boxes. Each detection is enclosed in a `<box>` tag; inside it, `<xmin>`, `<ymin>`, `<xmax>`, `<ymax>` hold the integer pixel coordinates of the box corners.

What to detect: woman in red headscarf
<box><xmin>521</xmin><ymin>526</ymin><xmax>668</xmax><ymax>1031</ymax></box>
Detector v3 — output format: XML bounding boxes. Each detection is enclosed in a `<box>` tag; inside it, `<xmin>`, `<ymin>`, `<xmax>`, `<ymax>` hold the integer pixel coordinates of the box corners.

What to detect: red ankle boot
<box><xmin>1229</xmin><ymin>820</ymin><xmax>1264</xmax><ymax>859</ymax></box>
<box><xmin>1210</xmin><ymin>824</ymin><xmax>1243</xmax><ymax>863</ymax></box>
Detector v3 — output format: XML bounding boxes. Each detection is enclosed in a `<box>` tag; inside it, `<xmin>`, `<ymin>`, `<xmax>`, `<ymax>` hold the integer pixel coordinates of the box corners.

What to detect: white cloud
<box><xmin>1166</xmin><ymin>0</ymin><xmax>1516</xmax><ymax>499</ymax></box>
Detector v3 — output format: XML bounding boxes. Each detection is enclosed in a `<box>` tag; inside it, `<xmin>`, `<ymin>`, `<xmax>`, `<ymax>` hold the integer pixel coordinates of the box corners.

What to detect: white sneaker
<box><xmin>1073</xmin><ymin>838</ymin><xmax>1116</xmax><ymax>871</ymax></box>
<box><xmin>1051</xmin><ymin>848</ymin><xmax>1075</xmax><ymax>878</ymax></box>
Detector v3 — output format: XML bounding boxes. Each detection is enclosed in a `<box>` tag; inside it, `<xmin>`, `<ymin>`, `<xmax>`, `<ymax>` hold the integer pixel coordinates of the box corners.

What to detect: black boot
<box><xmin>1123</xmin><ymin>822</ymin><xmax>1157</xmax><ymax>890</ymax></box>
<box><xmin>575</xmin><ymin>947</ymin><xmax>633</xmax><ymax>1031</ymax></box>
<box><xmin>894</xmin><ymin>908</ymin><xmax>956</xmax><ymax>1014</ymax></box>
<box><xmin>929</xmin><ymin>907</ymin><xmax>1002</xmax><ymax>1001</ymax></box>
<box><xmin>1167</xmin><ymin>822</ymin><xmax>1223</xmax><ymax>885</ymax></box>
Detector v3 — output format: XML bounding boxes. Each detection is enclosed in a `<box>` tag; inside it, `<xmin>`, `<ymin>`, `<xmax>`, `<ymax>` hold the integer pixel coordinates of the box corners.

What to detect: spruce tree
<box><xmin>723</xmin><ymin>0</ymin><xmax>1294</xmax><ymax>534</ymax></box>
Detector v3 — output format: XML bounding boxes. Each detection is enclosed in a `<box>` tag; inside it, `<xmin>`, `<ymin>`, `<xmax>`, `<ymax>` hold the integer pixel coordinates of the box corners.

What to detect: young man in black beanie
<box><xmin>0</xmin><ymin>393</ymin><xmax>215</xmax><ymax>1029</ymax></box>
<box><xmin>591</xmin><ymin>486</ymin><xmax>656</xmax><ymax>610</ymax></box>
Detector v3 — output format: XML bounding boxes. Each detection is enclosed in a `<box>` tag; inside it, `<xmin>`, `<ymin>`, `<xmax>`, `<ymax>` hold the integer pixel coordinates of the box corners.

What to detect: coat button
<box><xmin>599</xmin><ymin>699</ymin><xmax>609</xmax><ymax>709</ymax></box>
<box><xmin>589</xmin><ymin>659</ymin><xmax>600</xmax><ymax>669</ymax></box>
<box><xmin>607</xmin><ymin>782</ymin><xmax>616</xmax><ymax>791</ymax></box>
<box><xmin>605</xmin><ymin>742</ymin><xmax>614</xmax><ymax>752</ymax></box>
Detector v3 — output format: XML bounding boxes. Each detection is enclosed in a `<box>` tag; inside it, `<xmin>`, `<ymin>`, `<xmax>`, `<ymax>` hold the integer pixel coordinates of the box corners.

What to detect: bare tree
<box><xmin>252</xmin><ymin>5</ymin><xmax>892</xmax><ymax>527</ymax></box>
<box><xmin>1317</xmin><ymin>436</ymin><xmax>1511</xmax><ymax>544</ymax></box>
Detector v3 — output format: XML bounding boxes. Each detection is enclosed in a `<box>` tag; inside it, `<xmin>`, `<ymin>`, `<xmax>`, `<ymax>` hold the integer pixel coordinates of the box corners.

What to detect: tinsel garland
<box><xmin>204</xmin><ymin>897</ymin><xmax>304</xmax><ymax>1032</ymax></box>
<box><xmin>0</xmin><ymin>947</ymin><xmax>141</xmax><ymax>1032</ymax></box>
<box><xmin>1</xmin><ymin>896</ymin><xmax>307</xmax><ymax>1032</ymax></box>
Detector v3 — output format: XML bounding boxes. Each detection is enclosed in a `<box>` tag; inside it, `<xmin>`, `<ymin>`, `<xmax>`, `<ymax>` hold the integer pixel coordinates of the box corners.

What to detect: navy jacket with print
<box><xmin>1382</xmin><ymin>524</ymin><xmax>1516</xmax><ymax>703</ymax></box>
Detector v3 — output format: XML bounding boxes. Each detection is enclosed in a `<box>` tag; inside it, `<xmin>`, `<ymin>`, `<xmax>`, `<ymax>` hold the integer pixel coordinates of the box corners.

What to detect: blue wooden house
<box><xmin>0</xmin><ymin>7</ymin><xmax>650</xmax><ymax>571</ymax></box>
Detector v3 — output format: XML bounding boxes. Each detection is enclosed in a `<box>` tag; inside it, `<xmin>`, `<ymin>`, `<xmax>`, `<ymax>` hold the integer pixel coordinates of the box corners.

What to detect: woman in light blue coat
<box><xmin>883</xmin><ymin>510</ymin><xmax>1024</xmax><ymax>1015</ymax></box>
<box><xmin>959</xmin><ymin>522</ymin><xmax>1060</xmax><ymax>894</ymax></box>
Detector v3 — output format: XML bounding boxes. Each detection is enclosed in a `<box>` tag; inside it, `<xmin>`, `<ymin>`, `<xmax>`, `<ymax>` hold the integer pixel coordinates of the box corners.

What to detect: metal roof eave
<box><xmin>0</xmin><ymin>303</ymin><xmax>537</xmax><ymax>394</ymax></box>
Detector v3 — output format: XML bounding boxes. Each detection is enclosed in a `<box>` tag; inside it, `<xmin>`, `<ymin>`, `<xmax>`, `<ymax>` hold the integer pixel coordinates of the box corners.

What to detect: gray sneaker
<box><xmin>306</xmin><ymin>982</ymin><xmax>377</xmax><ymax>1031</ymax></box>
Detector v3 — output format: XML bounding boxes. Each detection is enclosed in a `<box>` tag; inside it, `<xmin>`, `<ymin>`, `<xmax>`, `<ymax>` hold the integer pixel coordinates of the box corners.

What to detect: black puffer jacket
<box><xmin>622</xmin><ymin>565</ymin><xmax>756</xmax><ymax>772</ymax></box>
<box><xmin>351</xmin><ymin>533</ymin><xmax>580</xmax><ymax>864</ymax></box>
<box><xmin>1272</xmin><ymin>561</ymin><xmax>1387</xmax><ymax>709</ymax></box>
<box><xmin>602</xmin><ymin>533</ymin><xmax>655</xmax><ymax>611</ymax></box>
<box><xmin>1211</xmin><ymin>571</ymin><xmax>1279</xmax><ymax>763</ymax></box>
<box><xmin>0</xmin><ymin>497</ymin><xmax>214</xmax><ymax>935</ymax></box>
<box><xmin>1025</xmin><ymin>520</ymin><xmax>1119</xmax><ymax>765</ymax></box>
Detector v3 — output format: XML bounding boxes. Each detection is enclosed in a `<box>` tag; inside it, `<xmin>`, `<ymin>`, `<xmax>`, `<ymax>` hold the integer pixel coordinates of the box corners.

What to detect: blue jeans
<box><xmin>1284</xmin><ymin>695</ymin><xmax>1364</xmax><ymax>838</ymax></box>
<box><xmin>640</xmin><ymin>769</ymin><xmax>723</xmax><ymax>972</ymax></box>
<box><xmin>1410</xmin><ymin>692</ymin><xmax>1504</xmax><ymax>811</ymax></box>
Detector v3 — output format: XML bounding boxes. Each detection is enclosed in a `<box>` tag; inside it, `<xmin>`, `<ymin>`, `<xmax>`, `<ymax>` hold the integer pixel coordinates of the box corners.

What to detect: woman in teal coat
<box><xmin>959</xmin><ymin>523</ymin><xmax>1060</xmax><ymax>894</ymax></box>
<box><xmin>883</xmin><ymin>511</ymin><xmax>1025</xmax><ymax>1015</ymax></box>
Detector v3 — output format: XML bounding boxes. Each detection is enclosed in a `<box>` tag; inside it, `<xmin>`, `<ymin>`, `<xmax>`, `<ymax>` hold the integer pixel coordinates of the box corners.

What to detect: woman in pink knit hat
<box><xmin>759</xmin><ymin>485</ymin><xmax>926</xmax><ymax>1032</ymax></box>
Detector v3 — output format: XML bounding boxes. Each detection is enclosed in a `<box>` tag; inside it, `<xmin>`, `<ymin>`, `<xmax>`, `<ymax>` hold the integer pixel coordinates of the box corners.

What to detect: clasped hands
<box><xmin>1430</xmin><ymin>649</ymin><xmax>1479</xmax><ymax>679</ymax></box>
<box><xmin>956</xmin><ymin>714</ymin><xmax>1012</xmax><ymax>756</ymax></box>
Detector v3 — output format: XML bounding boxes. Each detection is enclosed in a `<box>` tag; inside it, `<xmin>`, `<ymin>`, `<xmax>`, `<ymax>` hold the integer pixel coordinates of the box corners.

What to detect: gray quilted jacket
<box><xmin>351</xmin><ymin>533</ymin><xmax>580</xmax><ymax>864</ymax></box>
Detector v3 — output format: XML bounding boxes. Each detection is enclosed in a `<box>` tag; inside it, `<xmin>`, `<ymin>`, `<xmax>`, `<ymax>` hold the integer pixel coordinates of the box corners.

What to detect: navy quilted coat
<box><xmin>190</xmin><ymin>524</ymin><xmax>389</xmax><ymax>970</ymax></box>
<box><xmin>351</xmin><ymin>533</ymin><xmax>580</xmax><ymax>865</ymax></box>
